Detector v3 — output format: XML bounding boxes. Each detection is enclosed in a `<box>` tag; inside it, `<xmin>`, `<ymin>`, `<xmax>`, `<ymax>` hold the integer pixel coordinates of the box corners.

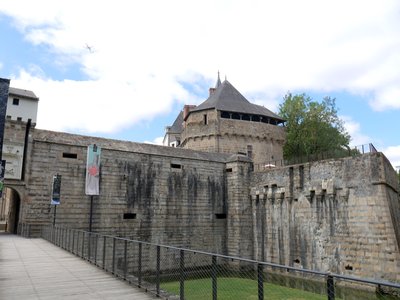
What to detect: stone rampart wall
<box><xmin>249</xmin><ymin>153</ymin><xmax>400</xmax><ymax>282</ymax></box>
<box><xmin>23</xmin><ymin>129</ymin><xmax>231</xmax><ymax>253</ymax></box>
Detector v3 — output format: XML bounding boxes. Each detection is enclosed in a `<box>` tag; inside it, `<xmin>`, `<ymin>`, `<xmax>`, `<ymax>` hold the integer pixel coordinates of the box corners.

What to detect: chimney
<box><xmin>183</xmin><ymin>104</ymin><xmax>196</xmax><ymax>121</ymax></box>
<box><xmin>209</xmin><ymin>87</ymin><xmax>216</xmax><ymax>96</ymax></box>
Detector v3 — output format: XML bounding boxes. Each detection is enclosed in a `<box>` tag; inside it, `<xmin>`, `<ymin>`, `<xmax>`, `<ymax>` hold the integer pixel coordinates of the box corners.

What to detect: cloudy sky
<box><xmin>0</xmin><ymin>0</ymin><xmax>399</xmax><ymax>168</ymax></box>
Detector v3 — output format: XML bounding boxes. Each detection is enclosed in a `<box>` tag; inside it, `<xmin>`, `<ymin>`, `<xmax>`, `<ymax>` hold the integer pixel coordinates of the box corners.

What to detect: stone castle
<box><xmin>1</xmin><ymin>76</ymin><xmax>399</xmax><ymax>283</ymax></box>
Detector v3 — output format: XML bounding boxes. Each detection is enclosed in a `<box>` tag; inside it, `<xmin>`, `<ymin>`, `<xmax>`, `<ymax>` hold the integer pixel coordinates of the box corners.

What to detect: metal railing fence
<box><xmin>42</xmin><ymin>225</ymin><xmax>400</xmax><ymax>300</ymax></box>
<box><xmin>255</xmin><ymin>143</ymin><xmax>378</xmax><ymax>171</ymax></box>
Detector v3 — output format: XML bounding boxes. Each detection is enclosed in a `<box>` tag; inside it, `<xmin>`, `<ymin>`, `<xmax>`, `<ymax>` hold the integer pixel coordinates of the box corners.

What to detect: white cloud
<box><xmin>382</xmin><ymin>145</ymin><xmax>400</xmax><ymax>169</ymax></box>
<box><xmin>340</xmin><ymin>116</ymin><xmax>399</xmax><ymax>168</ymax></box>
<box><xmin>12</xmin><ymin>70</ymin><xmax>189</xmax><ymax>134</ymax></box>
<box><xmin>144</xmin><ymin>136</ymin><xmax>164</xmax><ymax>146</ymax></box>
<box><xmin>341</xmin><ymin>116</ymin><xmax>371</xmax><ymax>147</ymax></box>
<box><xmin>370</xmin><ymin>87</ymin><xmax>400</xmax><ymax>111</ymax></box>
<box><xmin>1</xmin><ymin>0</ymin><xmax>400</xmax><ymax>134</ymax></box>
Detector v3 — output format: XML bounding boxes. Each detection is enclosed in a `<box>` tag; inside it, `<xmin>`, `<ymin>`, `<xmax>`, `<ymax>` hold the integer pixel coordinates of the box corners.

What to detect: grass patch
<box><xmin>161</xmin><ymin>277</ymin><xmax>329</xmax><ymax>300</ymax></box>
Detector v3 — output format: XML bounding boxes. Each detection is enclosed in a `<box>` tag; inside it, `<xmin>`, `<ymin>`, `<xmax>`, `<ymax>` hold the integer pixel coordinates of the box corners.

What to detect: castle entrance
<box><xmin>0</xmin><ymin>187</ymin><xmax>21</xmax><ymax>234</ymax></box>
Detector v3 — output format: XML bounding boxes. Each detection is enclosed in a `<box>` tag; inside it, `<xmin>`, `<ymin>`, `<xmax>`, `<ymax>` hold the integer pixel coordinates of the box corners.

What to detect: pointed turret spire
<box><xmin>215</xmin><ymin>71</ymin><xmax>222</xmax><ymax>88</ymax></box>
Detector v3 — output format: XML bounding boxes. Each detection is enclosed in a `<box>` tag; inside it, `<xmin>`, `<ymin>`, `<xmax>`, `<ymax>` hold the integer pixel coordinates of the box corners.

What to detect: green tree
<box><xmin>279</xmin><ymin>92</ymin><xmax>350</xmax><ymax>160</ymax></box>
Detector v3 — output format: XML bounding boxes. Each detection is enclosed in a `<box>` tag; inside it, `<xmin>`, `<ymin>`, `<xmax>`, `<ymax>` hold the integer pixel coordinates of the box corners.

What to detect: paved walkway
<box><xmin>0</xmin><ymin>233</ymin><xmax>156</xmax><ymax>299</ymax></box>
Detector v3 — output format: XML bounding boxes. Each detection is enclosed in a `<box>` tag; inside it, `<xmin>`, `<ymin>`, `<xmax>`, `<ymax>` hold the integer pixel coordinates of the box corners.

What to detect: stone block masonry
<box><xmin>14</xmin><ymin>127</ymin><xmax>400</xmax><ymax>283</ymax></box>
<box><xmin>250</xmin><ymin>153</ymin><xmax>400</xmax><ymax>282</ymax></box>
<box><xmin>24</xmin><ymin>129</ymin><xmax>233</xmax><ymax>254</ymax></box>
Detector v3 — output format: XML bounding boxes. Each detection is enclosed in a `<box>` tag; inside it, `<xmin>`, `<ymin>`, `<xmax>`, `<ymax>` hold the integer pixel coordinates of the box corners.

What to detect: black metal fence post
<box><xmin>88</xmin><ymin>232</ymin><xmax>91</xmax><ymax>262</ymax></box>
<box><xmin>124</xmin><ymin>239</ymin><xmax>128</xmax><ymax>280</ymax></box>
<box><xmin>212</xmin><ymin>255</ymin><xmax>217</xmax><ymax>300</ymax></box>
<box><xmin>102</xmin><ymin>236</ymin><xmax>106</xmax><ymax>270</ymax></box>
<box><xmin>81</xmin><ymin>231</ymin><xmax>85</xmax><ymax>258</ymax></box>
<box><xmin>76</xmin><ymin>231</ymin><xmax>80</xmax><ymax>255</ymax></box>
<box><xmin>257</xmin><ymin>263</ymin><xmax>264</xmax><ymax>300</ymax></box>
<box><xmin>138</xmin><ymin>243</ymin><xmax>142</xmax><ymax>287</ymax></box>
<box><xmin>180</xmin><ymin>249</ymin><xmax>185</xmax><ymax>300</ymax></box>
<box><xmin>112</xmin><ymin>237</ymin><xmax>116</xmax><ymax>274</ymax></box>
<box><xmin>72</xmin><ymin>230</ymin><xmax>75</xmax><ymax>255</ymax></box>
<box><xmin>67</xmin><ymin>228</ymin><xmax>70</xmax><ymax>251</ymax></box>
<box><xmin>62</xmin><ymin>227</ymin><xmax>65</xmax><ymax>248</ymax></box>
<box><xmin>156</xmin><ymin>245</ymin><xmax>160</xmax><ymax>297</ymax></box>
<box><xmin>327</xmin><ymin>275</ymin><xmax>335</xmax><ymax>300</ymax></box>
<box><xmin>94</xmin><ymin>233</ymin><xmax>98</xmax><ymax>266</ymax></box>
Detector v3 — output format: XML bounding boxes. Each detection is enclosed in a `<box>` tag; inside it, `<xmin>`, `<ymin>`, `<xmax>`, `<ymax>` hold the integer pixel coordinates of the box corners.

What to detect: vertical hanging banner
<box><xmin>51</xmin><ymin>174</ymin><xmax>62</xmax><ymax>205</ymax></box>
<box><xmin>85</xmin><ymin>144</ymin><xmax>101</xmax><ymax>195</ymax></box>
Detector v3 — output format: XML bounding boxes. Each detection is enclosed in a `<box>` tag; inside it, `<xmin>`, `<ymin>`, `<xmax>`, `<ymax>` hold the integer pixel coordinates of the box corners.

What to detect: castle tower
<box><xmin>3</xmin><ymin>87</ymin><xmax>38</xmax><ymax>180</ymax></box>
<box><xmin>179</xmin><ymin>77</ymin><xmax>286</xmax><ymax>166</ymax></box>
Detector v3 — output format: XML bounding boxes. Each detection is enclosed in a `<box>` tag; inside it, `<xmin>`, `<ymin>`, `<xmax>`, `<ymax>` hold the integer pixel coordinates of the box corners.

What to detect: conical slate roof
<box><xmin>169</xmin><ymin>111</ymin><xmax>183</xmax><ymax>133</ymax></box>
<box><xmin>189</xmin><ymin>80</ymin><xmax>284</xmax><ymax>122</ymax></box>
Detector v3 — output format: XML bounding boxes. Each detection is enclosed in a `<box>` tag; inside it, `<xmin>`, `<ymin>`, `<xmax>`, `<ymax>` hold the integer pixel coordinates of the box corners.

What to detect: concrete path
<box><xmin>0</xmin><ymin>233</ymin><xmax>156</xmax><ymax>299</ymax></box>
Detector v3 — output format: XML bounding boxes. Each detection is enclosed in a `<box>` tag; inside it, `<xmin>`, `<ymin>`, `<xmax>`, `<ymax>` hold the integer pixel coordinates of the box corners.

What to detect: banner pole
<box><xmin>89</xmin><ymin>195</ymin><xmax>93</xmax><ymax>232</ymax></box>
<box><xmin>53</xmin><ymin>205</ymin><xmax>57</xmax><ymax>226</ymax></box>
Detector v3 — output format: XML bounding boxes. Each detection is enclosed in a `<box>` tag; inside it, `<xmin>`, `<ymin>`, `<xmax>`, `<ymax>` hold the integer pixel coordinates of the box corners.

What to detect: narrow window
<box><xmin>171</xmin><ymin>163</ymin><xmax>182</xmax><ymax>169</ymax></box>
<box><xmin>232</xmin><ymin>113</ymin><xmax>240</xmax><ymax>120</ymax></box>
<box><xmin>299</xmin><ymin>165</ymin><xmax>304</xmax><ymax>190</ymax></box>
<box><xmin>242</xmin><ymin>114</ymin><xmax>250</xmax><ymax>121</ymax></box>
<box><xmin>63</xmin><ymin>153</ymin><xmax>78</xmax><ymax>159</ymax></box>
<box><xmin>123</xmin><ymin>213</ymin><xmax>136</xmax><ymax>219</ymax></box>
<box><xmin>203</xmin><ymin>114</ymin><xmax>208</xmax><ymax>125</ymax></box>
<box><xmin>226</xmin><ymin>168</ymin><xmax>233</xmax><ymax>173</ymax></box>
<box><xmin>13</xmin><ymin>98</ymin><xmax>19</xmax><ymax>105</ymax></box>
<box><xmin>247</xmin><ymin>145</ymin><xmax>253</xmax><ymax>159</ymax></box>
<box><xmin>215</xmin><ymin>213</ymin><xmax>226</xmax><ymax>219</ymax></box>
<box><xmin>221</xmin><ymin>111</ymin><xmax>230</xmax><ymax>119</ymax></box>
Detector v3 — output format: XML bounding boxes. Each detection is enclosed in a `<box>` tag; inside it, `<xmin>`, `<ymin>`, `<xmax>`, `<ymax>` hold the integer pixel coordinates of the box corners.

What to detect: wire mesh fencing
<box><xmin>42</xmin><ymin>225</ymin><xmax>400</xmax><ymax>300</ymax></box>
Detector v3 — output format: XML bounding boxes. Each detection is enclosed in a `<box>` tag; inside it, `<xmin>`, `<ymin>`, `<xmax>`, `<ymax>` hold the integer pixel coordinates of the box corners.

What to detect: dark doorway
<box><xmin>1</xmin><ymin>187</ymin><xmax>21</xmax><ymax>234</ymax></box>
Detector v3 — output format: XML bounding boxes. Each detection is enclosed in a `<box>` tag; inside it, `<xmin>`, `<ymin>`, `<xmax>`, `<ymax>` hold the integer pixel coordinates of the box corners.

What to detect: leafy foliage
<box><xmin>279</xmin><ymin>93</ymin><xmax>350</xmax><ymax>160</ymax></box>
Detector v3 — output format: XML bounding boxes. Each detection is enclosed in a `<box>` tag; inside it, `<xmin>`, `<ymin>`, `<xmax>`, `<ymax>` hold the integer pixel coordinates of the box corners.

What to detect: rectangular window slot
<box><xmin>247</xmin><ymin>145</ymin><xmax>253</xmax><ymax>158</ymax></box>
<box><xmin>345</xmin><ymin>264</ymin><xmax>353</xmax><ymax>270</ymax></box>
<box><xmin>215</xmin><ymin>213</ymin><xmax>226</xmax><ymax>219</ymax></box>
<box><xmin>203</xmin><ymin>114</ymin><xmax>208</xmax><ymax>125</ymax></box>
<box><xmin>226</xmin><ymin>168</ymin><xmax>233</xmax><ymax>172</ymax></box>
<box><xmin>13</xmin><ymin>98</ymin><xmax>19</xmax><ymax>105</ymax></box>
<box><xmin>123</xmin><ymin>213</ymin><xmax>136</xmax><ymax>219</ymax></box>
<box><xmin>63</xmin><ymin>153</ymin><xmax>78</xmax><ymax>159</ymax></box>
<box><xmin>299</xmin><ymin>165</ymin><xmax>304</xmax><ymax>190</ymax></box>
<box><xmin>171</xmin><ymin>163</ymin><xmax>182</xmax><ymax>169</ymax></box>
